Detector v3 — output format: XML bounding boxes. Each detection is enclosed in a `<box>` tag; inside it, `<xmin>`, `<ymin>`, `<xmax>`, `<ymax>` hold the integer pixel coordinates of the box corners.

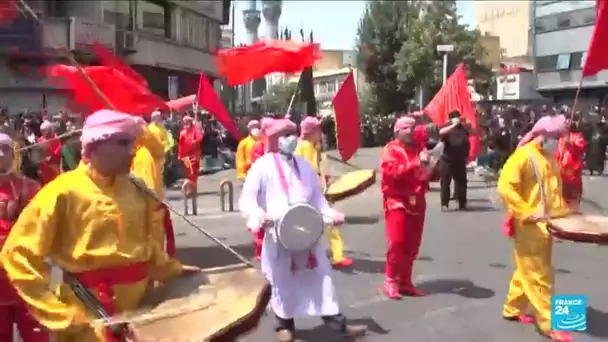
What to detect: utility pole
<box><xmin>436</xmin><ymin>44</ymin><xmax>454</xmax><ymax>85</ymax></box>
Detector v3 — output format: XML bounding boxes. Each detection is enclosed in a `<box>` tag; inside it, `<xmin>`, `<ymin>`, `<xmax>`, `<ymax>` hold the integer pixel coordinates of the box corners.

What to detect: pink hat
<box><xmin>0</xmin><ymin>133</ymin><xmax>12</xmax><ymax>147</ymax></box>
<box><xmin>81</xmin><ymin>109</ymin><xmax>141</xmax><ymax>157</ymax></box>
<box><xmin>394</xmin><ymin>116</ymin><xmax>416</xmax><ymax>133</ymax></box>
<box><xmin>247</xmin><ymin>120</ymin><xmax>260</xmax><ymax>130</ymax></box>
<box><xmin>265</xmin><ymin>119</ymin><xmax>297</xmax><ymax>152</ymax></box>
<box><xmin>518</xmin><ymin>115</ymin><xmax>567</xmax><ymax>147</ymax></box>
<box><xmin>40</xmin><ymin>121</ymin><xmax>53</xmax><ymax>131</ymax></box>
<box><xmin>260</xmin><ymin>117</ymin><xmax>276</xmax><ymax>133</ymax></box>
<box><xmin>300</xmin><ymin>116</ymin><xmax>321</xmax><ymax>137</ymax></box>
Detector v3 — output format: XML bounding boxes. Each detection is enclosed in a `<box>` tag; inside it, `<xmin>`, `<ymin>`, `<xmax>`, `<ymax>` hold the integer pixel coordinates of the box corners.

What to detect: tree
<box><xmin>395</xmin><ymin>1</ymin><xmax>493</xmax><ymax>100</ymax></box>
<box><xmin>261</xmin><ymin>81</ymin><xmax>298</xmax><ymax>114</ymax></box>
<box><xmin>356</xmin><ymin>1</ymin><xmax>418</xmax><ymax>116</ymax></box>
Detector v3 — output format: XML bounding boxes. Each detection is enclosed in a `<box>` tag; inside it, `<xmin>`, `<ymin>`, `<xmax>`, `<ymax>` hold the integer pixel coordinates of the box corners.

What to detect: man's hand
<box><xmin>332</xmin><ymin>212</ymin><xmax>346</xmax><ymax>226</ymax></box>
<box><xmin>419</xmin><ymin>150</ymin><xmax>429</xmax><ymax>164</ymax></box>
<box><xmin>524</xmin><ymin>213</ymin><xmax>547</xmax><ymax>223</ymax></box>
<box><xmin>181</xmin><ymin>264</ymin><xmax>202</xmax><ymax>274</ymax></box>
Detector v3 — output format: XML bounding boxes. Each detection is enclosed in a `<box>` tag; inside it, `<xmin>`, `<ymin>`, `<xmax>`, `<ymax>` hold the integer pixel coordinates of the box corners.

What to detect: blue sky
<box><xmin>230</xmin><ymin>1</ymin><xmax>476</xmax><ymax>50</ymax></box>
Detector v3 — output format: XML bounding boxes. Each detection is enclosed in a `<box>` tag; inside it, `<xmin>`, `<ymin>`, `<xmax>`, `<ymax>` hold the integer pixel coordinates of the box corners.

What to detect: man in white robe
<box><xmin>239</xmin><ymin>118</ymin><xmax>367</xmax><ymax>342</ymax></box>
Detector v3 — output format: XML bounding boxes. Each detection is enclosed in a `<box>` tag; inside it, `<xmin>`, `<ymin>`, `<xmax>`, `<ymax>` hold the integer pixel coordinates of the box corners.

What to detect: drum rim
<box><xmin>276</xmin><ymin>203</ymin><xmax>324</xmax><ymax>252</ymax></box>
<box><xmin>547</xmin><ymin>214</ymin><xmax>608</xmax><ymax>243</ymax></box>
<box><xmin>325</xmin><ymin>169</ymin><xmax>376</xmax><ymax>202</ymax></box>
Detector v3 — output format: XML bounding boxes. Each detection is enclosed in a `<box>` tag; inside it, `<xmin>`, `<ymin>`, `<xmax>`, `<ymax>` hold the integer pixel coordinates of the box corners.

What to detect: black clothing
<box><xmin>440</xmin><ymin>124</ymin><xmax>470</xmax><ymax>163</ymax></box>
<box><xmin>440</xmin><ymin>124</ymin><xmax>469</xmax><ymax>208</ymax></box>
<box><xmin>275</xmin><ymin>313</ymin><xmax>346</xmax><ymax>333</ymax></box>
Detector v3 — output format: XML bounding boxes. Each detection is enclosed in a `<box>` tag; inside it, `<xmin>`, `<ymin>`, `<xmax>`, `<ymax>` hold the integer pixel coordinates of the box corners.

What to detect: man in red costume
<box><xmin>177</xmin><ymin>115</ymin><xmax>203</xmax><ymax>215</ymax></box>
<box><xmin>38</xmin><ymin>120</ymin><xmax>62</xmax><ymax>185</ymax></box>
<box><xmin>0</xmin><ymin>132</ymin><xmax>49</xmax><ymax>341</ymax></box>
<box><xmin>380</xmin><ymin>116</ymin><xmax>432</xmax><ymax>299</ymax></box>
<box><xmin>555</xmin><ymin>121</ymin><xmax>586</xmax><ymax>208</ymax></box>
<box><xmin>249</xmin><ymin>117</ymin><xmax>275</xmax><ymax>259</ymax></box>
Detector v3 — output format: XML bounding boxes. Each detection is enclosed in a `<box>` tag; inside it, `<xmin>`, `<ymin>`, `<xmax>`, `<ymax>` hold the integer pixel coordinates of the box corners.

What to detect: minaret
<box><xmin>262</xmin><ymin>0</ymin><xmax>282</xmax><ymax>40</ymax></box>
<box><xmin>262</xmin><ymin>0</ymin><xmax>283</xmax><ymax>91</ymax></box>
<box><xmin>242</xmin><ymin>0</ymin><xmax>261</xmax><ymax>112</ymax></box>
<box><xmin>242</xmin><ymin>0</ymin><xmax>261</xmax><ymax>44</ymax></box>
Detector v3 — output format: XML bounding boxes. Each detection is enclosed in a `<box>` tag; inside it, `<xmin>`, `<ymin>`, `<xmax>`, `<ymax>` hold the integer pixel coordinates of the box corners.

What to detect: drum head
<box><xmin>549</xmin><ymin>214</ymin><xmax>608</xmax><ymax>244</ymax></box>
<box><xmin>325</xmin><ymin>169</ymin><xmax>376</xmax><ymax>203</ymax></box>
<box><xmin>277</xmin><ymin>204</ymin><xmax>324</xmax><ymax>252</ymax></box>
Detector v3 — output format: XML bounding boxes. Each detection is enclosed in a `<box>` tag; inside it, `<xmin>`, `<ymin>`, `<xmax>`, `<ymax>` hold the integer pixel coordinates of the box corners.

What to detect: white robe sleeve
<box><xmin>239</xmin><ymin>159</ymin><xmax>265</xmax><ymax>232</ymax></box>
<box><xmin>304</xmin><ymin>159</ymin><xmax>337</xmax><ymax>222</ymax></box>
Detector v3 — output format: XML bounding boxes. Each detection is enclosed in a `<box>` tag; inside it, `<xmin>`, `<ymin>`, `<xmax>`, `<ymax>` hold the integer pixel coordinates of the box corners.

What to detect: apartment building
<box><xmin>533</xmin><ymin>0</ymin><xmax>604</xmax><ymax>104</ymax></box>
<box><xmin>0</xmin><ymin>0</ymin><xmax>229</xmax><ymax>113</ymax></box>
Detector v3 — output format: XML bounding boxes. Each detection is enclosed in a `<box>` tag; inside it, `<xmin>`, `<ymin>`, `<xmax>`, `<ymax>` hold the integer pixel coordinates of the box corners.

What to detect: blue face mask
<box><xmin>543</xmin><ymin>138</ymin><xmax>558</xmax><ymax>155</ymax></box>
<box><xmin>278</xmin><ymin>135</ymin><xmax>298</xmax><ymax>155</ymax></box>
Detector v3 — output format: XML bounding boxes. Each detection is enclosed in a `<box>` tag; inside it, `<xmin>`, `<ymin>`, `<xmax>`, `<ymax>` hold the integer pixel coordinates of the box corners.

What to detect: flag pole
<box><xmin>571</xmin><ymin>76</ymin><xmax>585</xmax><ymax>124</ymax></box>
<box><xmin>285</xmin><ymin>73</ymin><xmax>302</xmax><ymax>118</ymax></box>
<box><xmin>16</xmin><ymin>0</ymin><xmax>114</xmax><ymax>152</ymax></box>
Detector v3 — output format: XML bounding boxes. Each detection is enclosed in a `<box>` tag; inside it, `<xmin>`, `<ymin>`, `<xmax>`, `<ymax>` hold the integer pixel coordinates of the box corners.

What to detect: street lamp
<box><xmin>436</xmin><ymin>44</ymin><xmax>454</xmax><ymax>85</ymax></box>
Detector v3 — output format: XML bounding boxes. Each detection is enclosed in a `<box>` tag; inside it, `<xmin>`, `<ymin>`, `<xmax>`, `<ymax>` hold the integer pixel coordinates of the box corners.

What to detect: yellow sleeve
<box><xmin>13</xmin><ymin>141</ymin><xmax>22</xmax><ymax>174</ymax></box>
<box><xmin>138</xmin><ymin>126</ymin><xmax>165</xmax><ymax>160</ymax></box>
<box><xmin>497</xmin><ymin>148</ymin><xmax>535</xmax><ymax>219</ymax></box>
<box><xmin>0</xmin><ymin>182</ymin><xmax>82</xmax><ymax>331</ymax></box>
<box><xmin>131</xmin><ymin>149</ymin><xmax>164</xmax><ymax>197</ymax></box>
<box><xmin>295</xmin><ymin>141</ymin><xmax>319</xmax><ymax>174</ymax></box>
<box><xmin>145</xmin><ymin>197</ymin><xmax>183</xmax><ymax>281</ymax></box>
<box><xmin>235</xmin><ymin>139</ymin><xmax>248</xmax><ymax>180</ymax></box>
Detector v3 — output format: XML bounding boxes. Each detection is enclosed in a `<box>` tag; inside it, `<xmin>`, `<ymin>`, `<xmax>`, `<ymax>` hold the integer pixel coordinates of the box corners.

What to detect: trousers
<box><xmin>327</xmin><ymin>226</ymin><xmax>346</xmax><ymax>263</ymax></box>
<box><xmin>384</xmin><ymin>208</ymin><xmax>425</xmax><ymax>284</ymax></box>
<box><xmin>275</xmin><ymin>313</ymin><xmax>346</xmax><ymax>332</ymax></box>
<box><xmin>440</xmin><ymin>161</ymin><xmax>467</xmax><ymax>207</ymax></box>
<box><xmin>503</xmin><ymin>221</ymin><xmax>553</xmax><ymax>333</ymax></box>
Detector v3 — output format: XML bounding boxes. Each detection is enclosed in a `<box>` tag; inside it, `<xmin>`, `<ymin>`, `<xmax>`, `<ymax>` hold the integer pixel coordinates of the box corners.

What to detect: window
<box><xmin>557</xmin><ymin>16</ymin><xmax>571</xmax><ymax>29</ymax></box>
<box><xmin>581</xmin><ymin>52</ymin><xmax>587</xmax><ymax>66</ymax></box>
<box><xmin>178</xmin><ymin>10</ymin><xmax>217</xmax><ymax>51</ymax></box>
<box><xmin>536</xmin><ymin>55</ymin><xmax>558</xmax><ymax>72</ymax></box>
<box><xmin>581</xmin><ymin>8</ymin><xmax>596</xmax><ymax>25</ymax></box>
<box><xmin>139</xmin><ymin>0</ymin><xmax>166</xmax><ymax>35</ymax></box>
<box><xmin>570</xmin><ymin>52</ymin><xmax>585</xmax><ymax>69</ymax></box>
<box><xmin>556</xmin><ymin>53</ymin><xmax>571</xmax><ymax>70</ymax></box>
<box><xmin>535</xmin><ymin>18</ymin><xmax>548</xmax><ymax>33</ymax></box>
<box><xmin>327</xmin><ymin>81</ymin><xmax>337</xmax><ymax>94</ymax></box>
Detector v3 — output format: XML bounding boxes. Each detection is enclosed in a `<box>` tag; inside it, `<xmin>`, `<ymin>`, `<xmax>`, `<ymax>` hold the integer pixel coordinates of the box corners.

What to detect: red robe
<box><xmin>0</xmin><ymin>174</ymin><xmax>48</xmax><ymax>342</ymax></box>
<box><xmin>380</xmin><ymin>139</ymin><xmax>431</xmax><ymax>297</ymax></box>
<box><xmin>38</xmin><ymin>135</ymin><xmax>62</xmax><ymax>185</ymax></box>
<box><xmin>177</xmin><ymin>126</ymin><xmax>203</xmax><ymax>183</ymax></box>
<box><xmin>556</xmin><ymin>132</ymin><xmax>585</xmax><ymax>205</ymax></box>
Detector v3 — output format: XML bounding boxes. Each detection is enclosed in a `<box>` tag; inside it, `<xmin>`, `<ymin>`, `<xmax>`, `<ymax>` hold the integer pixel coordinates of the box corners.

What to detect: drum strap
<box><xmin>272</xmin><ymin>154</ymin><xmax>317</xmax><ymax>273</ymax></box>
<box><xmin>527</xmin><ymin>150</ymin><xmax>547</xmax><ymax>217</ymax></box>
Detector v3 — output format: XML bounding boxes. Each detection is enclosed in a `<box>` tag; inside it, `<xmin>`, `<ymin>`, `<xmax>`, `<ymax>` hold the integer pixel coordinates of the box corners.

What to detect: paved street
<box><xmin>165</xmin><ymin>148</ymin><xmax>608</xmax><ymax>342</ymax></box>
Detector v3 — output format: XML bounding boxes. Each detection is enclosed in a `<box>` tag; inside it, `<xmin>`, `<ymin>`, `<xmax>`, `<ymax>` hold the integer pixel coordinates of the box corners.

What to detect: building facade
<box><xmin>0</xmin><ymin>0</ymin><xmax>227</xmax><ymax>113</ymax></box>
<box><xmin>474</xmin><ymin>1</ymin><xmax>532</xmax><ymax>59</ymax></box>
<box><xmin>533</xmin><ymin>0</ymin><xmax>605</xmax><ymax>104</ymax></box>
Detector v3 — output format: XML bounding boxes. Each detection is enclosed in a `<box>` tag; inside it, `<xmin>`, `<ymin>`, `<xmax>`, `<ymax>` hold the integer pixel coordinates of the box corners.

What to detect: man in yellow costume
<box><xmin>295</xmin><ymin>116</ymin><xmax>353</xmax><ymax>268</ymax></box>
<box><xmin>497</xmin><ymin>114</ymin><xmax>572</xmax><ymax>342</ymax></box>
<box><xmin>236</xmin><ymin>119</ymin><xmax>261</xmax><ymax>182</ymax></box>
<box><xmin>148</xmin><ymin>110</ymin><xmax>174</xmax><ymax>157</ymax></box>
<box><xmin>131</xmin><ymin>119</ymin><xmax>176</xmax><ymax>256</ymax></box>
<box><xmin>0</xmin><ymin>109</ymin><xmax>199</xmax><ymax>341</ymax></box>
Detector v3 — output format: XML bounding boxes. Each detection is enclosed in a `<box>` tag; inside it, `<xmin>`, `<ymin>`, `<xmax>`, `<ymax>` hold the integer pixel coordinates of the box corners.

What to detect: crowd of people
<box><xmin>0</xmin><ymin>100</ymin><xmax>602</xmax><ymax>341</ymax></box>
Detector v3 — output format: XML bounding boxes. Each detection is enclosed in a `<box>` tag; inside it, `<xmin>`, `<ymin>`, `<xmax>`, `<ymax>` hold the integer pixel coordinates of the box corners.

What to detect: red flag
<box><xmin>0</xmin><ymin>0</ymin><xmax>18</xmax><ymax>26</ymax></box>
<box><xmin>47</xmin><ymin>64</ymin><xmax>168</xmax><ymax>117</ymax></box>
<box><xmin>91</xmin><ymin>43</ymin><xmax>149</xmax><ymax>87</ymax></box>
<box><xmin>166</xmin><ymin>94</ymin><xmax>196</xmax><ymax>111</ymax></box>
<box><xmin>582</xmin><ymin>0</ymin><xmax>608</xmax><ymax>77</ymax></box>
<box><xmin>424</xmin><ymin>64</ymin><xmax>479</xmax><ymax>161</ymax></box>
<box><xmin>218</xmin><ymin>40</ymin><xmax>321</xmax><ymax>86</ymax></box>
<box><xmin>332</xmin><ymin>71</ymin><xmax>360</xmax><ymax>161</ymax></box>
<box><xmin>196</xmin><ymin>73</ymin><xmax>240</xmax><ymax>139</ymax></box>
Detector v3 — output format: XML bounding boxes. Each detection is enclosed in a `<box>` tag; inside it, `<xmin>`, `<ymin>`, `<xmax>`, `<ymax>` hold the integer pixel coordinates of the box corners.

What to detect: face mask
<box><xmin>542</xmin><ymin>138</ymin><xmax>557</xmax><ymax>155</ymax></box>
<box><xmin>250</xmin><ymin>128</ymin><xmax>261</xmax><ymax>138</ymax></box>
<box><xmin>278</xmin><ymin>135</ymin><xmax>298</xmax><ymax>155</ymax></box>
<box><xmin>451</xmin><ymin>118</ymin><xmax>459</xmax><ymax>125</ymax></box>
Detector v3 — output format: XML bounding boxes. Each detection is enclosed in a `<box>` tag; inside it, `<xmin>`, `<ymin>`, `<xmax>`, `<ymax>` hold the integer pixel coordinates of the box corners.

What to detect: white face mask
<box><xmin>278</xmin><ymin>135</ymin><xmax>298</xmax><ymax>155</ymax></box>
<box><xmin>250</xmin><ymin>128</ymin><xmax>261</xmax><ymax>138</ymax></box>
<box><xmin>542</xmin><ymin>138</ymin><xmax>557</xmax><ymax>155</ymax></box>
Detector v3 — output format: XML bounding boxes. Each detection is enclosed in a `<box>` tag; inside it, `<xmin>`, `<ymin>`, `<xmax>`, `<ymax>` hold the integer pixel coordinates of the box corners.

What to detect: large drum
<box><xmin>325</xmin><ymin>169</ymin><xmax>376</xmax><ymax>203</ymax></box>
<box><xmin>274</xmin><ymin>202</ymin><xmax>325</xmax><ymax>252</ymax></box>
<box><xmin>99</xmin><ymin>264</ymin><xmax>271</xmax><ymax>341</ymax></box>
<box><xmin>548</xmin><ymin>214</ymin><xmax>608</xmax><ymax>244</ymax></box>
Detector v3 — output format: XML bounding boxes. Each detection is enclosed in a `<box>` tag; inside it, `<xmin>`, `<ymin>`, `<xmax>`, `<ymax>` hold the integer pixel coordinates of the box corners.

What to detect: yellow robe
<box><xmin>0</xmin><ymin>163</ymin><xmax>183</xmax><ymax>341</ymax></box>
<box><xmin>148</xmin><ymin>122</ymin><xmax>174</xmax><ymax>153</ymax></box>
<box><xmin>294</xmin><ymin>139</ymin><xmax>347</xmax><ymax>264</ymax></box>
<box><xmin>236</xmin><ymin>135</ymin><xmax>257</xmax><ymax>180</ymax></box>
<box><xmin>497</xmin><ymin>141</ymin><xmax>570</xmax><ymax>334</ymax></box>
<box><xmin>132</xmin><ymin>127</ymin><xmax>166</xmax><ymax>198</ymax></box>
<box><xmin>13</xmin><ymin>140</ymin><xmax>23</xmax><ymax>174</ymax></box>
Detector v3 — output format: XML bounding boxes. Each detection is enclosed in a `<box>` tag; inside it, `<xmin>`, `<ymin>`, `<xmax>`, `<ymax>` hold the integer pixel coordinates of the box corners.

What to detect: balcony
<box><xmin>41</xmin><ymin>17</ymin><xmax>116</xmax><ymax>54</ymax></box>
<box><xmin>126</xmin><ymin>33</ymin><xmax>218</xmax><ymax>75</ymax></box>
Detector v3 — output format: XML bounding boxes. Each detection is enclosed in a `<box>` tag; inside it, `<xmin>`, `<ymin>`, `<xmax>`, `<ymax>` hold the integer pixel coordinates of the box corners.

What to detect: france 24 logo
<box><xmin>551</xmin><ymin>295</ymin><xmax>587</xmax><ymax>331</ymax></box>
